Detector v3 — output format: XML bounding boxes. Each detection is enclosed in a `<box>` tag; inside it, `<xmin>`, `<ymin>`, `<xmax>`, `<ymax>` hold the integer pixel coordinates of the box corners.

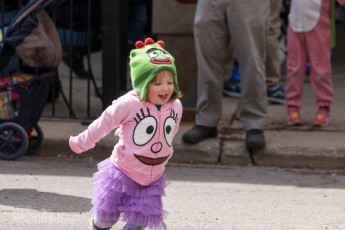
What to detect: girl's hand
<box><xmin>69</xmin><ymin>136</ymin><xmax>85</xmax><ymax>154</ymax></box>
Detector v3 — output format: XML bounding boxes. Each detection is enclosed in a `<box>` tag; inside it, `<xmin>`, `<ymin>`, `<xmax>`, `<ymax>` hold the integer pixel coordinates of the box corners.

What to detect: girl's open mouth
<box><xmin>159</xmin><ymin>94</ymin><xmax>168</xmax><ymax>100</ymax></box>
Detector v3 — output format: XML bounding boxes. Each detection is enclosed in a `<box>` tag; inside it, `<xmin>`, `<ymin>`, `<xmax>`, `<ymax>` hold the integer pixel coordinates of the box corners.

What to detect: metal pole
<box><xmin>101</xmin><ymin>0</ymin><xmax>128</xmax><ymax>109</ymax></box>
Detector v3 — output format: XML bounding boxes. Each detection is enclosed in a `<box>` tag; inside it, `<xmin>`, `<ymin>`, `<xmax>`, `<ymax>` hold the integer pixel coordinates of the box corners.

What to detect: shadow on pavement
<box><xmin>0</xmin><ymin>189</ymin><xmax>91</xmax><ymax>212</ymax></box>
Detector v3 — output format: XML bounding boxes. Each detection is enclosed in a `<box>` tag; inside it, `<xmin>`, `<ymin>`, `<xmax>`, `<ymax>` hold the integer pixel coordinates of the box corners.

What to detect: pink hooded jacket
<box><xmin>69</xmin><ymin>91</ymin><xmax>183</xmax><ymax>186</ymax></box>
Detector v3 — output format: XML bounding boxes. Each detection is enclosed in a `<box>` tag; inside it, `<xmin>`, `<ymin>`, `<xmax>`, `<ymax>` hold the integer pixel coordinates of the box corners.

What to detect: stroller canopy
<box><xmin>0</xmin><ymin>0</ymin><xmax>62</xmax><ymax>70</ymax></box>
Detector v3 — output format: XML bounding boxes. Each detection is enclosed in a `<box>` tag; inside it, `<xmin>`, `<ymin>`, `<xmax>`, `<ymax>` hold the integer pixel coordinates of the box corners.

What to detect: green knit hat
<box><xmin>129</xmin><ymin>38</ymin><xmax>179</xmax><ymax>101</ymax></box>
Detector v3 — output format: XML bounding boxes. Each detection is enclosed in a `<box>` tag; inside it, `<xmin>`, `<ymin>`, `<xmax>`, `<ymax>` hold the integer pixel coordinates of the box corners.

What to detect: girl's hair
<box><xmin>171</xmin><ymin>89</ymin><xmax>183</xmax><ymax>101</ymax></box>
<box><xmin>170</xmin><ymin>91</ymin><xmax>183</xmax><ymax>101</ymax></box>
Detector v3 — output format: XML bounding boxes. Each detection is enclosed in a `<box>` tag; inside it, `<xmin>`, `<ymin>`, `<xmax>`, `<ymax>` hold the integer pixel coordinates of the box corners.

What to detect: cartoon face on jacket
<box><xmin>132</xmin><ymin>107</ymin><xmax>178</xmax><ymax>166</ymax></box>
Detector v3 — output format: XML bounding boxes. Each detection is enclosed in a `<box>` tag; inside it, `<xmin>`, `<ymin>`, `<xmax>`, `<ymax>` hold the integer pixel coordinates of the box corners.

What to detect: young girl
<box><xmin>285</xmin><ymin>0</ymin><xmax>345</xmax><ymax>126</ymax></box>
<box><xmin>69</xmin><ymin>38</ymin><xmax>183</xmax><ymax>230</ymax></box>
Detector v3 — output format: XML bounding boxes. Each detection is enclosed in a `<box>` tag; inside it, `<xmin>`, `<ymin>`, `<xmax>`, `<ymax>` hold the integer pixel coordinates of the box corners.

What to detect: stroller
<box><xmin>0</xmin><ymin>0</ymin><xmax>61</xmax><ymax>160</ymax></box>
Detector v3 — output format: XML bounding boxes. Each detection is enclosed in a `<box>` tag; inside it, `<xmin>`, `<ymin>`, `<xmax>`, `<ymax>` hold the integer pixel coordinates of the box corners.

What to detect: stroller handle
<box><xmin>11</xmin><ymin>0</ymin><xmax>45</xmax><ymax>31</ymax></box>
<box><xmin>10</xmin><ymin>0</ymin><xmax>61</xmax><ymax>32</ymax></box>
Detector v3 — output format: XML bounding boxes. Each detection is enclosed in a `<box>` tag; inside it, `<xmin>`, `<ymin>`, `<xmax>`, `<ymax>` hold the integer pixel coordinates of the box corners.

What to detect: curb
<box><xmin>34</xmin><ymin>121</ymin><xmax>345</xmax><ymax>169</ymax></box>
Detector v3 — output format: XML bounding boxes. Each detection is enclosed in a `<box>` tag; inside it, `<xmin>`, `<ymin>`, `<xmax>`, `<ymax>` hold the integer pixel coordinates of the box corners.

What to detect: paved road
<box><xmin>1</xmin><ymin>157</ymin><xmax>345</xmax><ymax>230</ymax></box>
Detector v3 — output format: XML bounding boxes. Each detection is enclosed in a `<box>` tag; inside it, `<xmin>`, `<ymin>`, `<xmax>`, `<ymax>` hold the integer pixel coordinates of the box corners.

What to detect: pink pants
<box><xmin>285</xmin><ymin>0</ymin><xmax>334</xmax><ymax>109</ymax></box>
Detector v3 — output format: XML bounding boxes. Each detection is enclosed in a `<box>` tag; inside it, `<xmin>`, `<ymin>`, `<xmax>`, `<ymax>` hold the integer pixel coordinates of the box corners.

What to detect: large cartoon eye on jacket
<box><xmin>163</xmin><ymin>109</ymin><xmax>178</xmax><ymax>147</ymax></box>
<box><xmin>132</xmin><ymin>108</ymin><xmax>178</xmax><ymax>166</ymax></box>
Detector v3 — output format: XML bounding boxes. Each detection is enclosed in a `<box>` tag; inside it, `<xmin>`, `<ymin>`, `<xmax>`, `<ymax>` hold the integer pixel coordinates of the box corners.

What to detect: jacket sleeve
<box><xmin>69</xmin><ymin>99</ymin><xmax>131</xmax><ymax>154</ymax></box>
<box><xmin>173</xmin><ymin>99</ymin><xmax>183</xmax><ymax>137</ymax></box>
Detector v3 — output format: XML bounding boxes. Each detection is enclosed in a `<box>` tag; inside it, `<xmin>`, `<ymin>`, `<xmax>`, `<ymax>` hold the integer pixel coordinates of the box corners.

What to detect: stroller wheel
<box><xmin>26</xmin><ymin>125</ymin><xmax>44</xmax><ymax>156</ymax></box>
<box><xmin>0</xmin><ymin>122</ymin><xmax>29</xmax><ymax>160</ymax></box>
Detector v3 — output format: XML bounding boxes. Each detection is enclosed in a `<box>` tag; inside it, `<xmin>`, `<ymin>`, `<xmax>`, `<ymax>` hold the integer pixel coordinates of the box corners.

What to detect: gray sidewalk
<box><xmin>35</xmin><ymin>57</ymin><xmax>345</xmax><ymax>169</ymax></box>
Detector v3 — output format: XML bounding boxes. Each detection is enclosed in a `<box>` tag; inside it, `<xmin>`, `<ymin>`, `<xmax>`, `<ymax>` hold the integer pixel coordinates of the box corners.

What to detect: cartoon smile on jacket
<box><xmin>134</xmin><ymin>154</ymin><xmax>170</xmax><ymax>166</ymax></box>
<box><xmin>132</xmin><ymin>108</ymin><xmax>179</xmax><ymax>166</ymax></box>
<box><xmin>147</xmin><ymin>48</ymin><xmax>172</xmax><ymax>65</ymax></box>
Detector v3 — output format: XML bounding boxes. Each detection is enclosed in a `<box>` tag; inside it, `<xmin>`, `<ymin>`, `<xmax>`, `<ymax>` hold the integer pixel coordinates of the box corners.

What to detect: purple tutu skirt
<box><xmin>90</xmin><ymin>158</ymin><xmax>169</xmax><ymax>230</ymax></box>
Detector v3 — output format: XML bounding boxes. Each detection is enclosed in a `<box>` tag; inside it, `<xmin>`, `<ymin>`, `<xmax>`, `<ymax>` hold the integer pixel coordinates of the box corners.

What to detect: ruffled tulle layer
<box><xmin>90</xmin><ymin>158</ymin><xmax>169</xmax><ymax>230</ymax></box>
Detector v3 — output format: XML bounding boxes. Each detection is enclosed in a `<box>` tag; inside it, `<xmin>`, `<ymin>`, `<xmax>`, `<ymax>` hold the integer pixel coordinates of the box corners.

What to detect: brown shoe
<box><xmin>182</xmin><ymin>125</ymin><xmax>217</xmax><ymax>144</ymax></box>
<box><xmin>245</xmin><ymin>129</ymin><xmax>266</xmax><ymax>150</ymax></box>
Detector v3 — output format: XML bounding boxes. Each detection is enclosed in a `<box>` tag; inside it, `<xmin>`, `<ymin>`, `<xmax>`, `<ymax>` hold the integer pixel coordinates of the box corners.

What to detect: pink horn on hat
<box><xmin>156</xmin><ymin>40</ymin><xmax>165</xmax><ymax>48</ymax></box>
<box><xmin>145</xmin><ymin>37</ymin><xmax>155</xmax><ymax>45</ymax></box>
<box><xmin>135</xmin><ymin>41</ymin><xmax>145</xmax><ymax>49</ymax></box>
